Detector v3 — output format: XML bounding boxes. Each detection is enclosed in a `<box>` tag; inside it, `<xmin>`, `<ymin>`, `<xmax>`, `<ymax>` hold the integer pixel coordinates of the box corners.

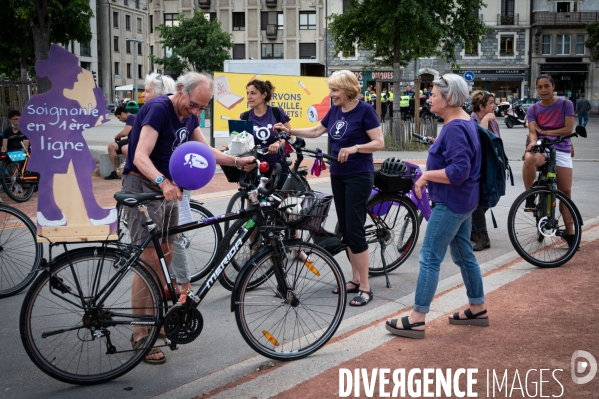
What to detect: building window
<box><xmin>233</xmin><ymin>44</ymin><xmax>245</xmax><ymax>59</ymax></box>
<box><xmin>81</xmin><ymin>61</ymin><xmax>91</xmax><ymax>71</ymax></box>
<box><xmin>261</xmin><ymin>43</ymin><xmax>284</xmax><ymax>59</ymax></box>
<box><xmin>500</xmin><ymin>0</ymin><xmax>515</xmax><ymax>24</ymax></box>
<box><xmin>127</xmin><ymin>63</ymin><xmax>131</xmax><ymax>78</ymax></box>
<box><xmin>80</xmin><ymin>41</ymin><xmax>92</xmax><ymax>57</ymax></box>
<box><xmin>343</xmin><ymin>0</ymin><xmax>351</xmax><ymax>13</ymax></box>
<box><xmin>261</xmin><ymin>12</ymin><xmax>283</xmax><ymax>30</ymax></box>
<box><xmin>150</xmin><ymin>15</ymin><xmax>153</xmax><ymax>33</ymax></box>
<box><xmin>299</xmin><ymin>12</ymin><xmax>316</xmax><ymax>30</ymax></box>
<box><xmin>113</xmin><ymin>12</ymin><xmax>119</xmax><ymax>28</ymax></box>
<box><xmin>138</xmin><ymin>65</ymin><xmax>142</xmax><ymax>78</ymax></box>
<box><xmin>124</xmin><ymin>0</ymin><xmax>128</xmax><ymax>5</ymax></box>
<box><xmin>164</xmin><ymin>13</ymin><xmax>179</xmax><ymax>27</ymax></box>
<box><xmin>137</xmin><ymin>18</ymin><xmax>142</xmax><ymax>33</ymax></box>
<box><xmin>542</xmin><ymin>35</ymin><xmax>551</xmax><ymax>55</ymax></box>
<box><xmin>138</xmin><ymin>43</ymin><xmax>142</xmax><ymax>55</ymax></box>
<box><xmin>114</xmin><ymin>62</ymin><xmax>120</xmax><ymax>75</ymax></box>
<box><xmin>554</xmin><ymin>1</ymin><xmax>575</xmax><ymax>12</ymax></box>
<box><xmin>150</xmin><ymin>45</ymin><xmax>154</xmax><ymax>71</ymax></box>
<box><xmin>556</xmin><ymin>34</ymin><xmax>570</xmax><ymax>55</ymax></box>
<box><xmin>233</xmin><ymin>12</ymin><xmax>245</xmax><ymax>31</ymax></box>
<box><xmin>208</xmin><ymin>12</ymin><xmax>217</xmax><ymax>22</ymax></box>
<box><xmin>114</xmin><ymin>36</ymin><xmax>119</xmax><ymax>52</ymax></box>
<box><xmin>500</xmin><ymin>34</ymin><xmax>514</xmax><ymax>56</ymax></box>
<box><xmin>126</xmin><ymin>40</ymin><xmax>131</xmax><ymax>53</ymax></box>
<box><xmin>135</xmin><ymin>0</ymin><xmax>139</xmax><ymax>9</ymax></box>
<box><xmin>464</xmin><ymin>40</ymin><xmax>479</xmax><ymax>56</ymax></box>
<box><xmin>576</xmin><ymin>34</ymin><xmax>585</xmax><ymax>55</ymax></box>
<box><xmin>299</xmin><ymin>43</ymin><xmax>316</xmax><ymax>59</ymax></box>
<box><xmin>126</xmin><ymin>15</ymin><xmax>131</xmax><ymax>31</ymax></box>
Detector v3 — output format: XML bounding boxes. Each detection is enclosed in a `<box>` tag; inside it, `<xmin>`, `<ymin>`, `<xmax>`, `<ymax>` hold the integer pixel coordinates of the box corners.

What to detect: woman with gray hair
<box><xmin>385</xmin><ymin>74</ymin><xmax>488</xmax><ymax>339</ymax></box>
<box><xmin>142</xmin><ymin>73</ymin><xmax>176</xmax><ymax>101</ymax></box>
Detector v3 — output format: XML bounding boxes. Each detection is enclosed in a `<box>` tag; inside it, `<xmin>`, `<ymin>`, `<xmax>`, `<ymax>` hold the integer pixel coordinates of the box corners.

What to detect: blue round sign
<box><xmin>464</xmin><ymin>71</ymin><xmax>475</xmax><ymax>82</ymax></box>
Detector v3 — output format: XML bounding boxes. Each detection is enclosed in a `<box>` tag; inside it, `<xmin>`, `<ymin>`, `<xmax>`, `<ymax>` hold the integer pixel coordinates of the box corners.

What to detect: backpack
<box><xmin>476</xmin><ymin>122</ymin><xmax>514</xmax><ymax>227</ymax></box>
<box><xmin>241</xmin><ymin>106</ymin><xmax>293</xmax><ymax>155</ymax></box>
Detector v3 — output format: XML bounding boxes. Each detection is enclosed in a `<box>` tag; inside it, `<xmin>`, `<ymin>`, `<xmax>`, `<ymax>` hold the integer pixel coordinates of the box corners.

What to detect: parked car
<box><xmin>125</xmin><ymin>100</ymin><xmax>139</xmax><ymax>114</ymax></box>
<box><xmin>106</xmin><ymin>103</ymin><xmax>116</xmax><ymax>112</ymax></box>
<box><xmin>518</xmin><ymin>98</ymin><xmax>538</xmax><ymax>113</ymax></box>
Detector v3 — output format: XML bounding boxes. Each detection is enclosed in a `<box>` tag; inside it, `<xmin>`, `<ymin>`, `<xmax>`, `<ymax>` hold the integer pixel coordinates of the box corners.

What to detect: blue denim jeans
<box><xmin>578</xmin><ymin>112</ymin><xmax>588</xmax><ymax>127</ymax></box>
<box><xmin>413</xmin><ymin>203</ymin><xmax>485</xmax><ymax>313</ymax></box>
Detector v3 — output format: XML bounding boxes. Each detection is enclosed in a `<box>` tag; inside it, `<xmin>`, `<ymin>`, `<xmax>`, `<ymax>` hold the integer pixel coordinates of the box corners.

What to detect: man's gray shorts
<box><xmin>122</xmin><ymin>174</ymin><xmax>179</xmax><ymax>246</ymax></box>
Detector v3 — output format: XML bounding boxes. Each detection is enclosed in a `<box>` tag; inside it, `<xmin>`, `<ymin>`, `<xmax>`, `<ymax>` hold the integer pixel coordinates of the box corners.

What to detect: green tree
<box><xmin>10</xmin><ymin>0</ymin><xmax>94</xmax><ymax>93</ymax></box>
<box><xmin>585</xmin><ymin>21</ymin><xmax>599</xmax><ymax>63</ymax></box>
<box><xmin>328</xmin><ymin>0</ymin><xmax>488</xmax><ymax>142</ymax></box>
<box><xmin>151</xmin><ymin>11</ymin><xmax>233</xmax><ymax>76</ymax></box>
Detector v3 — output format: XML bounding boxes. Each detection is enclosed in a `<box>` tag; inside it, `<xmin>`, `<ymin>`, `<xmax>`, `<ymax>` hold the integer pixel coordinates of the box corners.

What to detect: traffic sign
<box><xmin>464</xmin><ymin>71</ymin><xmax>475</xmax><ymax>82</ymax></box>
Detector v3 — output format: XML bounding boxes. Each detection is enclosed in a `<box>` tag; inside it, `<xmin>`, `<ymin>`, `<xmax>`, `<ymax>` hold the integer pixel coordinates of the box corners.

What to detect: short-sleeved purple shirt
<box><xmin>526</xmin><ymin>99</ymin><xmax>574</xmax><ymax>153</ymax></box>
<box><xmin>321</xmin><ymin>100</ymin><xmax>380</xmax><ymax>175</ymax></box>
<box><xmin>124</xmin><ymin>95</ymin><xmax>199</xmax><ymax>179</ymax></box>
<box><xmin>240</xmin><ymin>106</ymin><xmax>290</xmax><ymax>165</ymax></box>
<box><xmin>426</xmin><ymin>119</ymin><xmax>481</xmax><ymax>214</ymax></box>
<box><xmin>125</xmin><ymin>114</ymin><xmax>136</xmax><ymax>127</ymax></box>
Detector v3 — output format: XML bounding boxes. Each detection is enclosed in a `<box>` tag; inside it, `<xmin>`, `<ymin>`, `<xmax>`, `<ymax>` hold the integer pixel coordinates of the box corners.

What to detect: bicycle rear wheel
<box><xmin>0</xmin><ymin>204</ymin><xmax>42</xmax><ymax>298</ymax></box>
<box><xmin>234</xmin><ymin>241</ymin><xmax>346</xmax><ymax>360</ymax></box>
<box><xmin>20</xmin><ymin>247</ymin><xmax>162</xmax><ymax>385</ymax></box>
<box><xmin>1</xmin><ymin>159</ymin><xmax>35</xmax><ymax>202</ymax></box>
<box><xmin>508</xmin><ymin>187</ymin><xmax>581</xmax><ymax>268</ymax></box>
<box><xmin>365</xmin><ymin>193</ymin><xmax>420</xmax><ymax>276</ymax></box>
<box><xmin>187</xmin><ymin>201</ymin><xmax>222</xmax><ymax>282</ymax></box>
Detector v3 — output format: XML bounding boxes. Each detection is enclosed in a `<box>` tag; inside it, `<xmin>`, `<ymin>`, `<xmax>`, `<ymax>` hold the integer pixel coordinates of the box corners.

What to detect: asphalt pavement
<box><xmin>1</xmin><ymin>116</ymin><xmax>598</xmax><ymax>398</ymax></box>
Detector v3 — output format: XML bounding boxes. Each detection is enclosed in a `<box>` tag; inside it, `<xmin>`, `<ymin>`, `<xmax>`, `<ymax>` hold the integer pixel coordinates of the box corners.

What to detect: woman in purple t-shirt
<box><xmin>275</xmin><ymin>70</ymin><xmax>384</xmax><ymax>307</ymax></box>
<box><xmin>524</xmin><ymin>75</ymin><xmax>576</xmax><ymax>247</ymax></box>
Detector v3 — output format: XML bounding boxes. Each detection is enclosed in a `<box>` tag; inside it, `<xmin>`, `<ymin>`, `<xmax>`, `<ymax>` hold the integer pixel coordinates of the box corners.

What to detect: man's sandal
<box><xmin>131</xmin><ymin>335</ymin><xmax>166</xmax><ymax>364</ymax></box>
<box><xmin>349</xmin><ymin>290</ymin><xmax>373</xmax><ymax>307</ymax></box>
<box><xmin>332</xmin><ymin>280</ymin><xmax>360</xmax><ymax>295</ymax></box>
<box><xmin>385</xmin><ymin>316</ymin><xmax>425</xmax><ymax>339</ymax></box>
<box><xmin>448</xmin><ymin>309</ymin><xmax>489</xmax><ymax>327</ymax></box>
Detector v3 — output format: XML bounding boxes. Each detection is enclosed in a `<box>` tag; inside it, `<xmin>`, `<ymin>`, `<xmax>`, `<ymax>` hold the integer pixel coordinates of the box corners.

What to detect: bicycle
<box><xmin>0</xmin><ymin>203</ymin><xmax>44</xmax><ymax>298</ymax></box>
<box><xmin>0</xmin><ymin>133</ymin><xmax>39</xmax><ymax>202</ymax></box>
<box><xmin>19</xmin><ymin>162</ymin><xmax>346</xmax><ymax>385</ymax></box>
<box><xmin>116</xmin><ymin>198</ymin><xmax>222</xmax><ymax>283</ymax></box>
<box><xmin>507</xmin><ymin>125</ymin><xmax>587</xmax><ymax>268</ymax></box>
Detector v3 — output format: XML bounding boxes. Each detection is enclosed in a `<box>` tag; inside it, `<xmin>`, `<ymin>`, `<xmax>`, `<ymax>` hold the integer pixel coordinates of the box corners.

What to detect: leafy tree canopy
<box><xmin>585</xmin><ymin>21</ymin><xmax>599</xmax><ymax>62</ymax></box>
<box><xmin>151</xmin><ymin>11</ymin><xmax>233</xmax><ymax>76</ymax></box>
<box><xmin>328</xmin><ymin>0</ymin><xmax>489</xmax><ymax>68</ymax></box>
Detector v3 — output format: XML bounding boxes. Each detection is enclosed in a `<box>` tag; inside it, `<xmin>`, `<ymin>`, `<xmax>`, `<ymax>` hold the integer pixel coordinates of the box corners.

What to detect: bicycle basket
<box><xmin>220</xmin><ymin>148</ymin><xmax>257</xmax><ymax>183</ymax></box>
<box><xmin>279</xmin><ymin>191</ymin><xmax>333</xmax><ymax>232</ymax></box>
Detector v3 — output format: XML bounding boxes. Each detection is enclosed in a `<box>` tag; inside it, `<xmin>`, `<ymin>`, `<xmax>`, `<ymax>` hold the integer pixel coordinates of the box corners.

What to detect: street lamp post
<box><xmin>126</xmin><ymin>38</ymin><xmax>143</xmax><ymax>104</ymax></box>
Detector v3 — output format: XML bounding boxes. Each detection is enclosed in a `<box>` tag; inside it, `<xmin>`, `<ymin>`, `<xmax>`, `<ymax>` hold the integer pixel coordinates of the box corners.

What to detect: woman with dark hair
<box><xmin>274</xmin><ymin>70</ymin><xmax>384</xmax><ymax>307</ymax></box>
<box><xmin>385</xmin><ymin>74</ymin><xmax>488</xmax><ymax>339</ymax></box>
<box><xmin>469</xmin><ymin>90</ymin><xmax>500</xmax><ymax>251</ymax></box>
<box><xmin>524</xmin><ymin>74</ymin><xmax>576</xmax><ymax>247</ymax></box>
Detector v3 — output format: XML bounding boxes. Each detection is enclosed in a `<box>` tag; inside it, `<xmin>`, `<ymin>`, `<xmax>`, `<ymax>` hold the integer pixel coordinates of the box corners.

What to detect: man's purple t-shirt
<box><xmin>125</xmin><ymin>114</ymin><xmax>136</xmax><ymax>127</ymax></box>
<box><xmin>240</xmin><ymin>106</ymin><xmax>290</xmax><ymax>165</ymax></box>
<box><xmin>526</xmin><ymin>99</ymin><xmax>574</xmax><ymax>153</ymax></box>
<box><xmin>426</xmin><ymin>119</ymin><xmax>481</xmax><ymax>214</ymax></box>
<box><xmin>321</xmin><ymin>100</ymin><xmax>380</xmax><ymax>176</ymax></box>
<box><xmin>124</xmin><ymin>95</ymin><xmax>199</xmax><ymax>180</ymax></box>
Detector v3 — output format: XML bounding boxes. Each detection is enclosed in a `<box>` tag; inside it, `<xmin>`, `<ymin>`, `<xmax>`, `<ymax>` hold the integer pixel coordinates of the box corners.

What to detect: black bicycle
<box><xmin>19</xmin><ymin>163</ymin><xmax>346</xmax><ymax>385</ymax></box>
<box><xmin>507</xmin><ymin>125</ymin><xmax>586</xmax><ymax>268</ymax></box>
<box><xmin>0</xmin><ymin>134</ymin><xmax>39</xmax><ymax>202</ymax></box>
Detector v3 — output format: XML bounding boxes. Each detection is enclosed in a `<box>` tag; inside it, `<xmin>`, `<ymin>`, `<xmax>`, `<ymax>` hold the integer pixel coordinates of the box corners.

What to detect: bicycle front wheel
<box><xmin>187</xmin><ymin>202</ymin><xmax>222</xmax><ymax>282</ymax></box>
<box><xmin>0</xmin><ymin>204</ymin><xmax>42</xmax><ymax>298</ymax></box>
<box><xmin>20</xmin><ymin>247</ymin><xmax>162</xmax><ymax>385</ymax></box>
<box><xmin>508</xmin><ymin>187</ymin><xmax>581</xmax><ymax>268</ymax></box>
<box><xmin>1</xmin><ymin>159</ymin><xmax>34</xmax><ymax>202</ymax></box>
<box><xmin>235</xmin><ymin>241</ymin><xmax>346</xmax><ymax>361</ymax></box>
<box><xmin>365</xmin><ymin>193</ymin><xmax>420</xmax><ymax>276</ymax></box>
<box><xmin>224</xmin><ymin>191</ymin><xmax>248</xmax><ymax>232</ymax></box>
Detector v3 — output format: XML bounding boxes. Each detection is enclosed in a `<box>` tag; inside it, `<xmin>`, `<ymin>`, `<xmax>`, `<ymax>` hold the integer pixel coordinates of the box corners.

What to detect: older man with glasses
<box><xmin>124</xmin><ymin>72</ymin><xmax>255</xmax><ymax>364</ymax></box>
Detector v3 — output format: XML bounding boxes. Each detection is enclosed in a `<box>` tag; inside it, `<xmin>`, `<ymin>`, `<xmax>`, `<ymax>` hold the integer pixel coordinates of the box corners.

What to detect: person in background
<box><xmin>469</xmin><ymin>90</ymin><xmax>500</xmax><ymax>251</ymax></box>
<box><xmin>386</xmin><ymin>74</ymin><xmax>487</xmax><ymax>339</ymax></box>
<box><xmin>105</xmin><ymin>107</ymin><xmax>134</xmax><ymax>180</ymax></box>
<box><xmin>387</xmin><ymin>86</ymin><xmax>394</xmax><ymax>118</ymax></box>
<box><xmin>422</xmin><ymin>87</ymin><xmax>431</xmax><ymax>100</ymax></box>
<box><xmin>524</xmin><ymin>74</ymin><xmax>576</xmax><ymax>248</ymax></box>
<box><xmin>275</xmin><ymin>70</ymin><xmax>384</xmax><ymax>307</ymax></box>
<box><xmin>1</xmin><ymin>110</ymin><xmax>29</xmax><ymax>153</ymax></box>
<box><xmin>575</xmin><ymin>93</ymin><xmax>591</xmax><ymax>127</ymax></box>
<box><xmin>380</xmin><ymin>87</ymin><xmax>389</xmax><ymax>121</ymax></box>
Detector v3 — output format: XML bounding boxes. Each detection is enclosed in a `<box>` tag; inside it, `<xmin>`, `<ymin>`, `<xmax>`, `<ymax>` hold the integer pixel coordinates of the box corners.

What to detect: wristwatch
<box><xmin>355</xmin><ymin>144</ymin><xmax>360</xmax><ymax>152</ymax></box>
<box><xmin>155</xmin><ymin>175</ymin><xmax>165</xmax><ymax>184</ymax></box>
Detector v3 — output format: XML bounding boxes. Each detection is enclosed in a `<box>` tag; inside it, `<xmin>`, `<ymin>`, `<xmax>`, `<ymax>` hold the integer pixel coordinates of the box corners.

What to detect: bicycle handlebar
<box><xmin>238</xmin><ymin>161</ymin><xmax>281</xmax><ymax>197</ymax></box>
<box><xmin>411</xmin><ymin>132</ymin><xmax>433</xmax><ymax>146</ymax></box>
<box><xmin>530</xmin><ymin>125</ymin><xmax>587</xmax><ymax>153</ymax></box>
<box><xmin>278</xmin><ymin>131</ymin><xmax>337</xmax><ymax>163</ymax></box>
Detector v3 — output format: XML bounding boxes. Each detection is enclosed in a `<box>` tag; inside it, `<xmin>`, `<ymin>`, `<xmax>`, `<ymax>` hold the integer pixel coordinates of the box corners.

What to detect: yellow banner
<box><xmin>213</xmin><ymin>72</ymin><xmax>331</xmax><ymax>136</ymax></box>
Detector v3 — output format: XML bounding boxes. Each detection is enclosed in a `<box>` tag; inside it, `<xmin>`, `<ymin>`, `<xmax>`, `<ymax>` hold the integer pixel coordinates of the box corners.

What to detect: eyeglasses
<box><xmin>156</xmin><ymin>74</ymin><xmax>165</xmax><ymax>91</ymax></box>
<box><xmin>187</xmin><ymin>94</ymin><xmax>209</xmax><ymax>111</ymax></box>
<box><xmin>439</xmin><ymin>76</ymin><xmax>448</xmax><ymax>87</ymax></box>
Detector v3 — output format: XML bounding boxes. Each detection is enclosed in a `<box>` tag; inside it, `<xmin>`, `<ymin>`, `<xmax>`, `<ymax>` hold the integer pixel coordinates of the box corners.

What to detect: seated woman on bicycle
<box><xmin>523</xmin><ymin>74</ymin><xmax>576</xmax><ymax>246</ymax></box>
<box><xmin>386</xmin><ymin>74</ymin><xmax>488</xmax><ymax>339</ymax></box>
<box><xmin>1</xmin><ymin>110</ymin><xmax>30</xmax><ymax>154</ymax></box>
<box><xmin>275</xmin><ymin>70</ymin><xmax>384</xmax><ymax>307</ymax></box>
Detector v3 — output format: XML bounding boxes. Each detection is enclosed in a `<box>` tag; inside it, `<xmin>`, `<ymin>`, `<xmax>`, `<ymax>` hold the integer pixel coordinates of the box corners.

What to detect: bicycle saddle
<box><xmin>114</xmin><ymin>191</ymin><xmax>165</xmax><ymax>207</ymax></box>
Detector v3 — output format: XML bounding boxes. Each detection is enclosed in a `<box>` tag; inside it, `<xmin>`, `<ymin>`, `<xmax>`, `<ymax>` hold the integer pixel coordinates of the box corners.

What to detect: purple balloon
<box><xmin>169</xmin><ymin>142</ymin><xmax>216</xmax><ymax>190</ymax></box>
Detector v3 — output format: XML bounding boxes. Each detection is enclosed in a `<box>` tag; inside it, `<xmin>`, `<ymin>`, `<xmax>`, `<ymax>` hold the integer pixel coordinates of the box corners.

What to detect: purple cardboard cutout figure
<box><xmin>20</xmin><ymin>45</ymin><xmax>116</xmax><ymax>231</ymax></box>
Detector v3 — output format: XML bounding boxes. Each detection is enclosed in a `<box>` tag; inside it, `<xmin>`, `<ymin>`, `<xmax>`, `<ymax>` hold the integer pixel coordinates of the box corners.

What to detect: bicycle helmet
<box><xmin>380</xmin><ymin>157</ymin><xmax>407</xmax><ymax>177</ymax></box>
